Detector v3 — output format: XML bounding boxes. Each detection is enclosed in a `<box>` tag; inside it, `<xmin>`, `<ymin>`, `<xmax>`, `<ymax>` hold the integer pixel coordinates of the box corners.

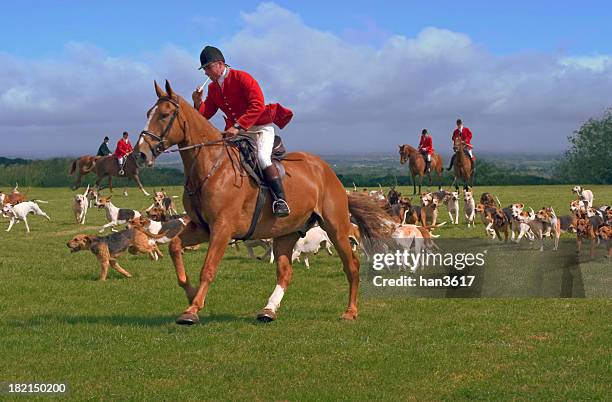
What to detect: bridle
<box><xmin>139</xmin><ymin>96</ymin><xmax>180</xmax><ymax>157</ymax></box>
<box><xmin>139</xmin><ymin>96</ymin><xmax>228</xmax><ymax>157</ymax></box>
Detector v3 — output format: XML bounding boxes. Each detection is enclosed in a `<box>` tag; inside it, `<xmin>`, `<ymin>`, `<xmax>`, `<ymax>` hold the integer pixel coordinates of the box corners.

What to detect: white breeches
<box><xmin>467</xmin><ymin>149</ymin><xmax>473</xmax><ymax>158</ymax></box>
<box><xmin>251</xmin><ymin>124</ymin><xmax>275</xmax><ymax>169</ymax></box>
<box><xmin>426</xmin><ymin>154</ymin><xmax>431</xmax><ymax>162</ymax></box>
<box><xmin>118</xmin><ymin>157</ymin><xmax>125</xmax><ymax>165</ymax></box>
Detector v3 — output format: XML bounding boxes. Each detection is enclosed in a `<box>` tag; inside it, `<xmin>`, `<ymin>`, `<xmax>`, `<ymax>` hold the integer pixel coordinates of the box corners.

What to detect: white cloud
<box><xmin>1</xmin><ymin>2</ymin><xmax>612</xmax><ymax>158</ymax></box>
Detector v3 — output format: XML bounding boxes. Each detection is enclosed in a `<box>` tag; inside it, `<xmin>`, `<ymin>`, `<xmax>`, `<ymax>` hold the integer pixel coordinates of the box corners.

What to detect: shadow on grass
<box><xmin>9</xmin><ymin>313</ymin><xmax>257</xmax><ymax>328</ymax></box>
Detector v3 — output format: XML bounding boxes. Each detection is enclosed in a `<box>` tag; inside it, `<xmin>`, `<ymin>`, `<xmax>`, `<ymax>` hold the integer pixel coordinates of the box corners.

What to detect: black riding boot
<box><xmin>425</xmin><ymin>159</ymin><xmax>431</xmax><ymax>173</ymax></box>
<box><xmin>263</xmin><ymin>165</ymin><xmax>290</xmax><ymax>217</ymax></box>
<box><xmin>447</xmin><ymin>154</ymin><xmax>456</xmax><ymax>171</ymax></box>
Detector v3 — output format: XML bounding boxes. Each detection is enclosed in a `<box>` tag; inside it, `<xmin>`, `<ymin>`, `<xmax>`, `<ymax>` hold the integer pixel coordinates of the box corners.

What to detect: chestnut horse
<box><xmin>135</xmin><ymin>80</ymin><xmax>392</xmax><ymax>325</ymax></box>
<box><xmin>68</xmin><ymin>155</ymin><xmax>98</xmax><ymax>190</ymax></box>
<box><xmin>451</xmin><ymin>136</ymin><xmax>474</xmax><ymax>191</ymax></box>
<box><xmin>398</xmin><ymin>144</ymin><xmax>443</xmax><ymax>195</ymax></box>
<box><xmin>92</xmin><ymin>154</ymin><xmax>150</xmax><ymax>196</ymax></box>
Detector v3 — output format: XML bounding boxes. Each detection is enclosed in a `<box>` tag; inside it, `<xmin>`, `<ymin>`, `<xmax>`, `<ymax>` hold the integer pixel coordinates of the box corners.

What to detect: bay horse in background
<box><xmin>135</xmin><ymin>80</ymin><xmax>392</xmax><ymax>325</ymax></box>
<box><xmin>92</xmin><ymin>154</ymin><xmax>150</xmax><ymax>197</ymax></box>
<box><xmin>398</xmin><ymin>144</ymin><xmax>443</xmax><ymax>195</ymax></box>
<box><xmin>451</xmin><ymin>136</ymin><xmax>474</xmax><ymax>191</ymax></box>
<box><xmin>68</xmin><ymin>155</ymin><xmax>99</xmax><ymax>190</ymax></box>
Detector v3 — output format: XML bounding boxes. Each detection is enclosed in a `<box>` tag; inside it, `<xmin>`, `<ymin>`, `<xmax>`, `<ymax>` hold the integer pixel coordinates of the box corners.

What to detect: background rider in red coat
<box><xmin>418</xmin><ymin>128</ymin><xmax>434</xmax><ymax>173</ymax></box>
<box><xmin>448</xmin><ymin>119</ymin><xmax>475</xmax><ymax>172</ymax></box>
<box><xmin>114</xmin><ymin>131</ymin><xmax>133</xmax><ymax>176</ymax></box>
<box><xmin>192</xmin><ymin>46</ymin><xmax>293</xmax><ymax>217</ymax></box>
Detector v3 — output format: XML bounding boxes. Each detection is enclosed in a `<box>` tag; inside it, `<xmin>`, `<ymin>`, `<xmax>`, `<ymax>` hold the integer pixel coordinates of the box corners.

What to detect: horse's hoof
<box><xmin>256</xmin><ymin>309</ymin><xmax>277</xmax><ymax>323</ymax></box>
<box><xmin>176</xmin><ymin>312</ymin><xmax>199</xmax><ymax>325</ymax></box>
<box><xmin>340</xmin><ymin>311</ymin><xmax>357</xmax><ymax>321</ymax></box>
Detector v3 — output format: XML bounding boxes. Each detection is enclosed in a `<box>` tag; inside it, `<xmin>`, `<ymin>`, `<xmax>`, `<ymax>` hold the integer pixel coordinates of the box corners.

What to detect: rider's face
<box><xmin>203</xmin><ymin>61</ymin><xmax>225</xmax><ymax>81</ymax></box>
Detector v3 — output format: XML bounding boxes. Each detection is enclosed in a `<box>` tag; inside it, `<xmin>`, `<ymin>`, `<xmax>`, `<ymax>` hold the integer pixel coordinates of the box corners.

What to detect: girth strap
<box><xmin>237</xmin><ymin>184</ymin><xmax>268</xmax><ymax>240</ymax></box>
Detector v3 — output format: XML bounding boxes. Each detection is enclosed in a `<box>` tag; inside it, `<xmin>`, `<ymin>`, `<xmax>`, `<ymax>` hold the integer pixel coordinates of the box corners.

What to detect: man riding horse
<box><xmin>115</xmin><ymin>131</ymin><xmax>133</xmax><ymax>176</ymax></box>
<box><xmin>418</xmin><ymin>128</ymin><xmax>434</xmax><ymax>173</ymax></box>
<box><xmin>448</xmin><ymin>119</ymin><xmax>475</xmax><ymax>173</ymax></box>
<box><xmin>191</xmin><ymin>46</ymin><xmax>293</xmax><ymax>217</ymax></box>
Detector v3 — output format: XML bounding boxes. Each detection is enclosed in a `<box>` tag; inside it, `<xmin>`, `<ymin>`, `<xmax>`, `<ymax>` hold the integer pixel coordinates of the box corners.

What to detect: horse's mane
<box><xmin>400</xmin><ymin>144</ymin><xmax>418</xmax><ymax>155</ymax></box>
<box><xmin>176</xmin><ymin>95</ymin><xmax>222</xmax><ymax>141</ymax></box>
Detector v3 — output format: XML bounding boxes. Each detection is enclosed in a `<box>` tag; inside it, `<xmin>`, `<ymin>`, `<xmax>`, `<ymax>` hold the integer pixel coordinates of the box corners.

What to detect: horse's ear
<box><xmin>165</xmin><ymin>80</ymin><xmax>175</xmax><ymax>98</ymax></box>
<box><xmin>154</xmin><ymin>80</ymin><xmax>167</xmax><ymax>98</ymax></box>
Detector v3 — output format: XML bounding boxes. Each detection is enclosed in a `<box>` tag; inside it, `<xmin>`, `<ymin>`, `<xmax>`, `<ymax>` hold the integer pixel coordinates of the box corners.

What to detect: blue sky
<box><xmin>4</xmin><ymin>1</ymin><xmax>611</xmax><ymax>57</ymax></box>
<box><xmin>2</xmin><ymin>1</ymin><xmax>612</xmax><ymax>157</ymax></box>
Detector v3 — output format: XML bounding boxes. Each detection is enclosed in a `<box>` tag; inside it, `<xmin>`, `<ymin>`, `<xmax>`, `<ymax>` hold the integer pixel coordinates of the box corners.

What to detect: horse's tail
<box><xmin>348</xmin><ymin>193</ymin><xmax>394</xmax><ymax>254</ymax></box>
<box><xmin>68</xmin><ymin>159</ymin><xmax>78</xmax><ymax>175</ymax></box>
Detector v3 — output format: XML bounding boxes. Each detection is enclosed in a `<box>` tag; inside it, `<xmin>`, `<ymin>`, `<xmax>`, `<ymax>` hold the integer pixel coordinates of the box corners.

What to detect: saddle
<box><xmin>226</xmin><ymin>134</ymin><xmax>287</xmax><ymax>184</ymax></box>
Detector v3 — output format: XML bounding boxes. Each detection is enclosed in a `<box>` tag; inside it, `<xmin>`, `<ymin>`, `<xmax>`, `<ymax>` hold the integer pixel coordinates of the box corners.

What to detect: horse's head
<box><xmin>453</xmin><ymin>136</ymin><xmax>463</xmax><ymax>149</ymax></box>
<box><xmin>136</xmin><ymin>80</ymin><xmax>187</xmax><ymax>167</ymax></box>
<box><xmin>398</xmin><ymin>145</ymin><xmax>409</xmax><ymax>164</ymax></box>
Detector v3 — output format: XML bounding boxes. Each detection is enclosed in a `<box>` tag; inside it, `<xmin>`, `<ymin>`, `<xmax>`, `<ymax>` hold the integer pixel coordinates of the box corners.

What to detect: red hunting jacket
<box><xmin>452</xmin><ymin>127</ymin><xmax>473</xmax><ymax>149</ymax></box>
<box><xmin>114</xmin><ymin>139</ymin><xmax>133</xmax><ymax>158</ymax></box>
<box><xmin>197</xmin><ymin>68</ymin><xmax>293</xmax><ymax>130</ymax></box>
<box><xmin>418</xmin><ymin>134</ymin><xmax>434</xmax><ymax>155</ymax></box>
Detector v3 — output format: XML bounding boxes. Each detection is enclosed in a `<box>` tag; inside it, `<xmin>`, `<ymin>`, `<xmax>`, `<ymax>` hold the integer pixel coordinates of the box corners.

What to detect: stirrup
<box><xmin>119</xmin><ymin>169</ymin><xmax>124</xmax><ymax>176</ymax></box>
<box><xmin>272</xmin><ymin>199</ymin><xmax>290</xmax><ymax>217</ymax></box>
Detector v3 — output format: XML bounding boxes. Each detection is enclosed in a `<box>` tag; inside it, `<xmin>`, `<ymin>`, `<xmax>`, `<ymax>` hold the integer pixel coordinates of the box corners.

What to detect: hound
<box><xmin>464</xmin><ymin>191</ymin><xmax>476</xmax><ymax>227</ymax></box>
<box><xmin>391</xmin><ymin>224</ymin><xmax>439</xmax><ymax>272</ymax></box>
<box><xmin>3</xmin><ymin>201</ymin><xmax>51</xmax><ymax>233</ymax></box>
<box><xmin>66</xmin><ymin>229</ymin><xmax>162</xmax><ymax>281</ymax></box>
<box><xmin>572</xmin><ymin>186</ymin><xmax>594</xmax><ymax>208</ymax></box>
<box><xmin>95</xmin><ymin>195</ymin><xmax>141</xmax><ymax>233</ymax></box>
<box><xmin>420</xmin><ymin>192</ymin><xmax>440</xmax><ymax>226</ymax></box>
<box><xmin>0</xmin><ymin>191</ymin><xmax>27</xmax><ymax>207</ymax></box>
<box><xmin>597</xmin><ymin>224</ymin><xmax>612</xmax><ymax>257</ymax></box>
<box><xmin>291</xmin><ymin>226</ymin><xmax>334</xmax><ymax>268</ymax></box>
<box><xmin>479</xmin><ymin>192</ymin><xmax>497</xmax><ymax>207</ymax></box>
<box><xmin>146</xmin><ymin>189</ymin><xmax>179</xmax><ymax>215</ymax></box>
<box><xmin>575</xmin><ymin>215</ymin><xmax>597</xmax><ymax>257</ymax></box>
<box><xmin>536</xmin><ymin>207</ymin><xmax>572</xmax><ymax>251</ymax></box>
<box><xmin>446</xmin><ymin>191</ymin><xmax>460</xmax><ymax>225</ymax></box>
<box><xmin>475</xmin><ymin>203</ymin><xmax>497</xmax><ymax>238</ymax></box>
<box><xmin>72</xmin><ymin>185</ymin><xmax>90</xmax><ymax>225</ymax></box>
<box><xmin>514</xmin><ymin>209</ymin><xmax>547</xmax><ymax>251</ymax></box>
<box><xmin>86</xmin><ymin>187</ymin><xmax>99</xmax><ymax>208</ymax></box>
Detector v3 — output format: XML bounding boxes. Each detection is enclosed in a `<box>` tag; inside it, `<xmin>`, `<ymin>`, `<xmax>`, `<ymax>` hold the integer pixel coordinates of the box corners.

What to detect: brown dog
<box><xmin>66</xmin><ymin>228</ymin><xmax>162</xmax><ymax>280</ymax></box>
<box><xmin>597</xmin><ymin>224</ymin><xmax>612</xmax><ymax>258</ymax></box>
<box><xmin>575</xmin><ymin>216</ymin><xmax>597</xmax><ymax>257</ymax></box>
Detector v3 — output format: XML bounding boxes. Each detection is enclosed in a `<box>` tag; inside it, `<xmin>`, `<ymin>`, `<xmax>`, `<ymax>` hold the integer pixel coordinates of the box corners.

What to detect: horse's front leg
<box><xmin>257</xmin><ymin>233</ymin><xmax>300</xmax><ymax>322</ymax></box>
<box><xmin>132</xmin><ymin>174</ymin><xmax>150</xmax><ymax>197</ymax></box>
<box><xmin>169</xmin><ymin>222</ymin><xmax>210</xmax><ymax>304</ymax></box>
<box><xmin>176</xmin><ymin>225</ymin><xmax>232</xmax><ymax>325</ymax></box>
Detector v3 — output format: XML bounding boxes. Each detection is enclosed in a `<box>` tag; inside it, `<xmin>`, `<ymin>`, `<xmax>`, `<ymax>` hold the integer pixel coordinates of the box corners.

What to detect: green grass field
<box><xmin>0</xmin><ymin>185</ymin><xmax>610</xmax><ymax>400</ymax></box>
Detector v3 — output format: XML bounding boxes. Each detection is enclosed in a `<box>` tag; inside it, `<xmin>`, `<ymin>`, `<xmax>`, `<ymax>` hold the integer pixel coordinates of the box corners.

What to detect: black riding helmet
<box><xmin>198</xmin><ymin>46</ymin><xmax>225</xmax><ymax>70</ymax></box>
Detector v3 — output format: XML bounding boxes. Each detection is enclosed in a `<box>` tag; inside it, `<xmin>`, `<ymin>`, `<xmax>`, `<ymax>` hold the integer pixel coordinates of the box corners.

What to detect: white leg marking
<box><xmin>264</xmin><ymin>285</ymin><xmax>285</xmax><ymax>312</ymax></box>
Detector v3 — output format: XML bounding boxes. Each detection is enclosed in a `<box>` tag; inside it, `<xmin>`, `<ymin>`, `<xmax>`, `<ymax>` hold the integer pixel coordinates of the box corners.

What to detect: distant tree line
<box><xmin>553</xmin><ymin>109</ymin><xmax>612</xmax><ymax>184</ymax></box>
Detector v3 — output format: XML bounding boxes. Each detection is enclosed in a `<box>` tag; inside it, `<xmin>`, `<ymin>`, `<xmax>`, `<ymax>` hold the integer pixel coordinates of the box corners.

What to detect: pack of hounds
<box><xmin>358</xmin><ymin>184</ymin><xmax>611</xmax><ymax>262</ymax></box>
<box><xmin>2</xmin><ymin>183</ymin><xmax>610</xmax><ymax>281</ymax></box>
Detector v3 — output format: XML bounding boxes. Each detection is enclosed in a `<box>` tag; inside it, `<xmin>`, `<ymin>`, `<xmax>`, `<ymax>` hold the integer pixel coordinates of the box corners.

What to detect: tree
<box><xmin>555</xmin><ymin>109</ymin><xmax>612</xmax><ymax>184</ymax></box>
